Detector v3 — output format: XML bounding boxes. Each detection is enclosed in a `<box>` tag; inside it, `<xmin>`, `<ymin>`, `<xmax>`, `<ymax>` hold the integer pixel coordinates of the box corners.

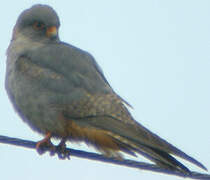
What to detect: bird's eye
<box><xmin>33</xmin><ymin>21</ymin><xmax>45</xmax><ymax>30</ymax></box>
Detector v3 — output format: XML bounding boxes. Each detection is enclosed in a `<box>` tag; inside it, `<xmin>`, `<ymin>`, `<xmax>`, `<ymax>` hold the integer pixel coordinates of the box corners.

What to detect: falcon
<box><xmin>5</xmin><ymin>4</ymin><xmax>207</xmax><ymax>174</ymax></box>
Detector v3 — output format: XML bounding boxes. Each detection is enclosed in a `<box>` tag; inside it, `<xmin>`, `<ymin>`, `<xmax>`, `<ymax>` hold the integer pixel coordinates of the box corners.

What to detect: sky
<box><xmin>0</xmin><ymin>0</ymin><xmax>210</xmax><ymax>180</ymax></box>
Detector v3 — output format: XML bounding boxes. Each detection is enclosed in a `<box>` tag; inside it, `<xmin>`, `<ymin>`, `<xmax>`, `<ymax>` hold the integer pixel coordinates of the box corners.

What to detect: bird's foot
<box><xmin>36</xmin><ymin>134</ymin><xmax>70</xmax><ymax>159</ymax></box>
<box><xmin>36</xmin><ymin>132</ymin><xmax>55</xmax><ymax>155</ymax></box>
<box><xmin>53</xmin><ymin>139</ymin><xmax>70</xmax><ymax>160</ymax></box>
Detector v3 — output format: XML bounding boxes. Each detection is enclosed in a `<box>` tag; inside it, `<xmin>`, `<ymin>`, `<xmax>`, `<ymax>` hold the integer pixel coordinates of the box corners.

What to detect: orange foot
<box><xmin>55</xmin><ymin>138</ymin><xmax>71</xmax><ymax>160</ymax></box>
<box><xmin>36</xmin><ymin>132</ymin><xmax>55</xmax><ymax>155</ymax></box>
<box><xmin>36</xmin><ymin>133</ymin><xmax>70</xmax><ymax>159</ymax></box>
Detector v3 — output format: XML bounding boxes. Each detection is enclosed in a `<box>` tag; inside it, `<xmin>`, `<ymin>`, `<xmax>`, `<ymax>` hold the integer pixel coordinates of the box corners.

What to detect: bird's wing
<box><xmin>62</xmin><ymin>93</ymin><xmax>207</xmax><ymax>172</ymax></box>
<box><xmin>85</xmin><ymin>49</ymin><xmax>133</xmax><ymax>108</ymax></box>
<box><xmin>23</xmin><ymin>42</ymin><xmax>112</xmax><ymax>93</ymax></box>
<box><xmin>24</xmin><ymin>42</ymin><xmax>132</xmax><ymax>106</ymax></box>
<box><xmin>19</xmin><ymin>42</ymin><xmax>206</xmax><ymax>172</ymax></box>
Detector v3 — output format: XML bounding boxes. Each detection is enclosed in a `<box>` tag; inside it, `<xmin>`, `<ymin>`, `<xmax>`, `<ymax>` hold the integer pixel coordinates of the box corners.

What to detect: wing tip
<box><xmin>171</xmin><ymin>147</ymin><xmax>208</xmax><ymax>171</ymax></box>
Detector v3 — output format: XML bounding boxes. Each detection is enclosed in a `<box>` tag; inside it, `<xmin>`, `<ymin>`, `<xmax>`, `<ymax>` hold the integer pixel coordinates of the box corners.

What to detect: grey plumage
<box><xmin>5</xmin><ymin>4</ymin><xmax>207</xmax><ymax>174</ymax></box>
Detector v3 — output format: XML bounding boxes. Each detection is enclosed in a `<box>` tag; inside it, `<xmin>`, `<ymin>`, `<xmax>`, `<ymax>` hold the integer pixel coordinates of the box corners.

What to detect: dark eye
<box><xmin>33</xmin><ymin>21</ymin><xmax>45</xmax><ymax>30</ymax></box>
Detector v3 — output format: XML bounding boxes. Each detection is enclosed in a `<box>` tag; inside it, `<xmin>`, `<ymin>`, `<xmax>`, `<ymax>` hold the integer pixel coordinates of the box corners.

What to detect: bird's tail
<box><xmin>106</xmin><ymin>126</ymin><xmax>207</xmax><ymax>174</ymax></box>
<box><xmin>67</xmin><ymin>112</ymin><xmax>207</xmax><ymax>173</ymax></box>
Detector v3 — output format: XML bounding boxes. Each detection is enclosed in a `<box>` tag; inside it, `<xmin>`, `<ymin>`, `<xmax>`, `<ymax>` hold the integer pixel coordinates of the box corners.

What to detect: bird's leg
<box><xmin>55</xmin><ymin>138</ymin><xmax>71</xmax><ymax>160</ymax></box>
<box><xmin>36</xmin><ymin>132</ymin><xmax>55</xmax><ymax>155</ymax></box>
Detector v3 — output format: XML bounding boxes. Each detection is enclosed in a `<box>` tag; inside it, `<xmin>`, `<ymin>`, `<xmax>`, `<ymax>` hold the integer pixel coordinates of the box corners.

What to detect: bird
<box><xmin>5</xmin><ymin>4</ymin><xmax>207</xmax><ymax>174</ymax></box>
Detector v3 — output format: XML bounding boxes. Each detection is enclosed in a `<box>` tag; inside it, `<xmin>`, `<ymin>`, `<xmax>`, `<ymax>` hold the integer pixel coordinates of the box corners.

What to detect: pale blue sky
<box><xmin>0</xmin><ymin>1</ymin><xmax>210</xmax><ymax>180</ymax></box>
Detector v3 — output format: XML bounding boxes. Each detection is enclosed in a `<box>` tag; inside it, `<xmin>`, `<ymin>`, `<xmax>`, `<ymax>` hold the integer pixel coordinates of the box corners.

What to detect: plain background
<box><xmin>0</xmin><ymin>0</ymin><xmax>209</xmax><ymax>180</ymax></box>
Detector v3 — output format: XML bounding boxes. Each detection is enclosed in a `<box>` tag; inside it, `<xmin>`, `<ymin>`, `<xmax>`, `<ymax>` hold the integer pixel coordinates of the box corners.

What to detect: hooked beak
<box><xmin>46</xmin><ymin>26</ymin><xmax>58</xmax><ymax>38</ymax></box>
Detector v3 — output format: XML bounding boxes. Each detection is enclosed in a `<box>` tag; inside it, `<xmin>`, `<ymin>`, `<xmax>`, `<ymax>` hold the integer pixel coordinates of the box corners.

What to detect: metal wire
<box><xmin>0</xmin><ymin>135</ymin><xmax>209</xmax><ymax>179</ymax></box>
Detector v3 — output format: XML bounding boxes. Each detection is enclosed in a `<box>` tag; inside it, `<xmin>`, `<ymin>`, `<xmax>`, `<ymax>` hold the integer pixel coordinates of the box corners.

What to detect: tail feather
<box><xmin>108</xmin><ymin>132</ymin><xmax>204</xmax><ymax>173</ymax></box>
<box><xmin>71</xmin><ymin>116</ymin><xmax>207</xmax><ymax>172</ymax></box>
<box><xmin>115</xmin><ymin>138</ymin><xmax>190</xmax><ymax>173</ymax></box>
<box><xmin>162</xmin><ymin>140</ymin><xmax>208</xmax><ymax>171</ymax></box>
<box><xmin>147</xmin><ymin>146</ymin><xmax>191</xmax><ymax>173</ymax></box>
<box><xmin>128</xmin><ymin>134</ymin><xmax>207</xmax><ymax>172</ymax></box>
<box><xmin>111</xmin><ymin>136</ymin><xmax>137</xmax><ymax>157</ymax></box>
<box><xmin>126</xmin><ymin>122</ymin><xmax>208</xmax><ymax>171</ymax></box>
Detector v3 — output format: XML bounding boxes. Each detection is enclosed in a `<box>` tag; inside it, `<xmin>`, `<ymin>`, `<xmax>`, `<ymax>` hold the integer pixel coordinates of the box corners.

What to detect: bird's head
<box><xmin>12</xmin><ymin>4</ymin><xmax>60</xmax><ymax>43</ymax></box>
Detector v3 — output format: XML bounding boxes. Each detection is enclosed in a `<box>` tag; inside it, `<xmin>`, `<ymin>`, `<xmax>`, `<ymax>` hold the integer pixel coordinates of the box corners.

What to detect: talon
<box><xmin>35</xmin><ymin>134</ymin><xmax>70</xmax><ymax>159</ymax></box>
<box><xmin>36</xmin><ymin>132</ymin><xmax>55</xmax><ymax>155</ymax></box>
<box><xmin>56</xmin><ymin>138</ymin><xmax>70</xmax><ymax>160</ymax></box>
